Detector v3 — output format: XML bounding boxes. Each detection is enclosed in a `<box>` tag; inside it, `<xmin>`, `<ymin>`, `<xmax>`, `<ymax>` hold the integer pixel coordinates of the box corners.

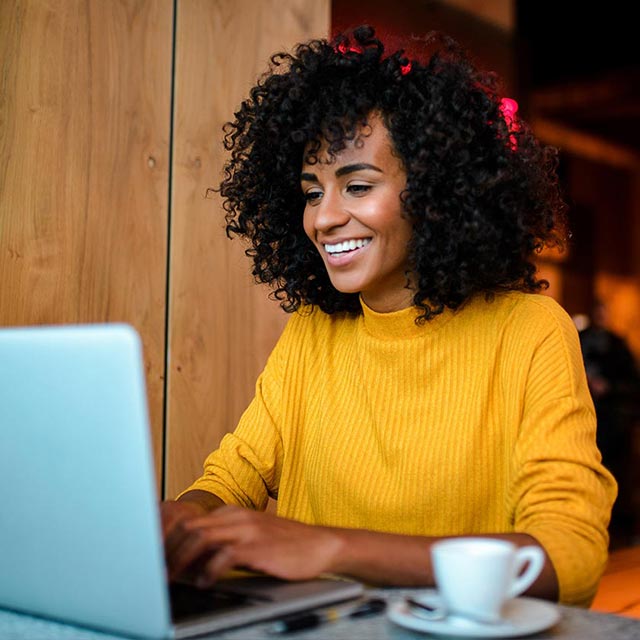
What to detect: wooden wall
<box><xmin>0</xmin><ymin>0</ymin><xmax>330</xmax><ymax>496</ymax></box>
<box><xmin>0</xmin><ymin>0</ymin><xmax>173</xmax><ymax>471</ymax></box>
<box><xmin>166</xmin><ymin>0</ymin><xmax>330</xmax><ymax>496</ymax></box>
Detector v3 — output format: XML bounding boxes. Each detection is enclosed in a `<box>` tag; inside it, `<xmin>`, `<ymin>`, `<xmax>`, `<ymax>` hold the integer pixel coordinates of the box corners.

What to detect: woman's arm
<box><xmin>505</xmin><ymin>299</ymin><xmax>617</xmax><ymax>606</ymax></box>
<box><xmin>161</xmin><ymin>502</ymin><xmax>559</xmax><ymax>600</ymax></box>
<box><xmin>331</xmin><ymin>524</ymin><xmax>559</xmax><ymax>599</ymax></box>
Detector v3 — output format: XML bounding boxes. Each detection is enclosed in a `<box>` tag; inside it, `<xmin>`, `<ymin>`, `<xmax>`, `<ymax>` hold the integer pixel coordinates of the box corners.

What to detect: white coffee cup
<box><xmin>430</xmin><ymin>537</ymin><xmax>545</xmax><ymax>623</ymax></box>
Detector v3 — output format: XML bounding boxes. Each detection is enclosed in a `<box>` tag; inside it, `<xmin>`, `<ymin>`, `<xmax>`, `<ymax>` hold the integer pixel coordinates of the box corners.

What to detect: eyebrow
<box><xmin>300</xmin><ymin>163</ymin><xmax>383</xmax><ymax>182</ymax></box>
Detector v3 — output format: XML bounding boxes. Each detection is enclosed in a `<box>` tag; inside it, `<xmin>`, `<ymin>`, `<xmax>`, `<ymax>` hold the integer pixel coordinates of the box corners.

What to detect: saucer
<box><xmin>387</xmin><ymin>590</ymin><xmax>561</xmax><ymax>638</ymax></box>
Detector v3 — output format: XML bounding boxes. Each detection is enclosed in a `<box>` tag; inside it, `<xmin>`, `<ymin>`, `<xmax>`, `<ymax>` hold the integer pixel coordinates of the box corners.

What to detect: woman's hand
<box><xmin>162</xmin><ymin>504</ymin><xmax>344</xmax><ymax>587</ymax></box>
<box><xmin>161</xmin><ymin>499</ymin><xmax>210</xmax><ymax>584</ymax></box>
<box><xmin>161</xmin><ymin>499</ymin><xmax>207</xmax><ymax>539</ymax></box>
<box><xmin>160</xmin><ymin>500</ymin><xmax>558</xmax><ymax>600</ymax></box>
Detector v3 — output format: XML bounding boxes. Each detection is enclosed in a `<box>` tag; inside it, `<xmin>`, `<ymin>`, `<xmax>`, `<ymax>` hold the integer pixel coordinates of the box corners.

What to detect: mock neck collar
<box><xmin>359</xmin><ymin>297</ymin><xmax>456</xmax><ymax>340</ymax></box>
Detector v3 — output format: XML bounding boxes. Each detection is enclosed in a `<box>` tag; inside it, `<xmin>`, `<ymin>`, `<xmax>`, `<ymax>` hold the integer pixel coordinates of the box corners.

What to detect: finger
<box><xmin>159</xmin><ymin>503</ymin><xmax>182</xmax><ymax>536</ymax></box>
<box><xmin>185</xmin><ymin>516</ymin><xmax>308</xmax><ymax>552</ymax></box>
<box><xmin>165</xmin><ymin>511</ymin><xmax>243</xmax><ymax>573</ymax></box>
<box><xmin>186</xmin><ymin>504</ymin><xmax>252</xmax><ymax>528</ymax></box>
<box><xmin>167</xmin><ymin>527</ymin><xmax>223</xmax><ymax>582</ymax></box>
<box><xmin>181</xmin><ymin>515</ymin><xmax>263</xmax><ymax>547</ymax></box>
<box><xmin>160</xmin><ymin>501</ymin><xmax>203</xmax><ymax>541</ymax></box>
<box><xmin>196</xmin><ymin>546</ymin><xmax>239</xmax><ymax>588</ymax></box>
<box><xmin>164</xmin><ymin>511</ymin><xmax>203</xmax><ymax>560</ymax></box>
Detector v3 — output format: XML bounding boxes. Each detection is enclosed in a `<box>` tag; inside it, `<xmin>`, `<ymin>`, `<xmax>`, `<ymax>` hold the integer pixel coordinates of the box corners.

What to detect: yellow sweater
<box><xmin>185</xmin><ymin>292</ymin><xmax>617</xmax><ymax>606</ymax></box>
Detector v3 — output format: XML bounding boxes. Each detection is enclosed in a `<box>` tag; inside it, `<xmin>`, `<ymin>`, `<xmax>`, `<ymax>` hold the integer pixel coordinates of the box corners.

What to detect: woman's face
<box><xmin>301</xmin><ymin>113</ymin><xmax>414</xmax><ymax>313</ymax></box>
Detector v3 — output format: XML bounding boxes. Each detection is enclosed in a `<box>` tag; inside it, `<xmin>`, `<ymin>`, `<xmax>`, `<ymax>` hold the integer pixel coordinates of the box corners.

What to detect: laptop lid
<box><xmin>0</xmin><ymin>324</ymin><xmax>363</xmax><ymax>639</ymax></box>
<box><xmin>0</xmin><ymin>324</ymin><xmax>173</xmax><ymax>639</ymax></box>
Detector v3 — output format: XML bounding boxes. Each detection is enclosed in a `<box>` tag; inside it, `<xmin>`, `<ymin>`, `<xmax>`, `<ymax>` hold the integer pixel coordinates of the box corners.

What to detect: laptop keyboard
<box><xmin>170</xmin><ymin>582</ymin><xmax>253</xmax><ymax>620</ymax></box>
<box><xmin>0</xmin><ymin>609</ymin><xmax>125</xmax><ymax>640</ymax></box>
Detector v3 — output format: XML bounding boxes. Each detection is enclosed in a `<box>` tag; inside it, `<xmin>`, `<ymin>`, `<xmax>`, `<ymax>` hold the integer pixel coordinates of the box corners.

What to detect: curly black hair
<box><xmin>219</xmin><ymin>25</ymin><xmax>566</xmax><ymax>320</ymax></box>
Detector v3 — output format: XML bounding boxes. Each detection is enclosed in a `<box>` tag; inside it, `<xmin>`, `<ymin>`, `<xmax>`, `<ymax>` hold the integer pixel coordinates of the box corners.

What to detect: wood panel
<box><xmin>0</xmin><ymin>0</ymin><xmax>173</xmax><ymax>479</ymax></box>
<box><xmin>166</xmin><ymin>0</ymin><xmax>330</xmax><ymax>497</ymax></box>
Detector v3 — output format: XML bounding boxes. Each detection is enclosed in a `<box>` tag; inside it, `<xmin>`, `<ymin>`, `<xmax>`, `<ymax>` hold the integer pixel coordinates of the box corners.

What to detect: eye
<box><xmin>346</xmin><ymin>183</ymin><xmax>372</xmax><ymax>195</ymax></box>
<box><xmin>303</xmin><ymin>189</ymin><xmax>323</xmax><ymax>203</ymax></box>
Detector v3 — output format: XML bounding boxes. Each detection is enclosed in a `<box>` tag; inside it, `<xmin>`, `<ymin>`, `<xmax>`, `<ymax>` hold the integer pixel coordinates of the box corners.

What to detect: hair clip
<box><xmin>336</xmin><ymin>41</ymin><xmax>363</xmax><ymax>55</ymax></box>
<box><xmin>400</xmin><ymin>61</ymin><xmax>412</xmax><ymax>76</ymax></box>
<box><xmin>499</xmin><ymin>97</ymin><xmax>520</xmax><ymax>150</ymax></box>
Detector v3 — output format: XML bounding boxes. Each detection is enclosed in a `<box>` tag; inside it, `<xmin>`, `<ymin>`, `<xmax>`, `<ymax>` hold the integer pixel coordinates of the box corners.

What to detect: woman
<box><xmin>162</xmin><ymin>25</ymin><xmax>616</xmax><ymax>607</ymax></box>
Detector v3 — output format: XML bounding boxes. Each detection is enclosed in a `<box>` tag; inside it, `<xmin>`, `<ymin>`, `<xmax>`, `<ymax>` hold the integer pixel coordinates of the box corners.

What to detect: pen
<box><xmin>268</xmin><ymin>597</ymin><xmax>387</xmax><ymax>634</ymax></box>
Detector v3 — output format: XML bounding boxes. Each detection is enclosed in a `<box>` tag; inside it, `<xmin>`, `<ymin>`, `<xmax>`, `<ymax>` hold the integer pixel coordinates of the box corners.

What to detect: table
<box><xmin>1</xmin><ymin>589</ymin><xmax>639</xmax><ymax>639</ymax></box>
<box><xmin>218</xmin><ymin>588</ymin><xmax>639</xmax><ymax>640</ymax></box>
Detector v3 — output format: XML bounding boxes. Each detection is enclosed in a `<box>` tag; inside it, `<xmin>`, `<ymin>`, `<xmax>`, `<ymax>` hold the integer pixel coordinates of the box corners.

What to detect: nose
<box><xmin>311</xmin><ymin>189</ymin><xmax>350</xmax><ymax>233</ymax></box>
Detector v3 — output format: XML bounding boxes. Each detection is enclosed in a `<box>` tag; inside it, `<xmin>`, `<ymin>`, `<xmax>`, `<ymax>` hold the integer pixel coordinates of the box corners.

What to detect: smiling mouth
<box><xmin>324</xmin><ymin>238</ymin><xmax>372</xmax><ymax>256</ymax></box>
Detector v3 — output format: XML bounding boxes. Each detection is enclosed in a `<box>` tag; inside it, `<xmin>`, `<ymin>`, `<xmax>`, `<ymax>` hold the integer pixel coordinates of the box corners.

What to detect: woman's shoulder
<box><xmin>271</xmin><ymin>305</ymin><xmax>357</xmax><ymax>355</ymax></box>
<box><xmin>259</xmin><ymin>305</ymin><xmax>358</xmax><ymax>382</ymax></box>
<box><xmin>502</xmin><ymin>291</ymin><xmax>574</xmax><ymax>327</ymax></box>
<box><xmin>458</xmin><ymin>292</ymin><xmax>576</xmax><ymax>341</ymax></box>
<box><xmin>484</xmin><ymin>291</ymin><xmax>579</xmax><ymax>346</ymax></box>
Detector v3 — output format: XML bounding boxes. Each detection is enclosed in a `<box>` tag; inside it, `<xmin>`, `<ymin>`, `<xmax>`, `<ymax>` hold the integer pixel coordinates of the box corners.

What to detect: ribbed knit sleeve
<box><xmin>506</xmin><ymin>297</ymin><xmax>616</xmax><ymax>606</ymax></box>
<box><xmin>179</xmin><ymin>315</ymin><xmax>294</xmax><ymax>509</ymax></box>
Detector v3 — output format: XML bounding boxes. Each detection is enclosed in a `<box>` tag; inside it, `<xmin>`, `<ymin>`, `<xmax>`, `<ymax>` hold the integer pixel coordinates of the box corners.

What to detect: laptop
<box><xmin>0</xmin><ymin>323</ymin><xmax>363</xmax><ymax>639</ymax></box>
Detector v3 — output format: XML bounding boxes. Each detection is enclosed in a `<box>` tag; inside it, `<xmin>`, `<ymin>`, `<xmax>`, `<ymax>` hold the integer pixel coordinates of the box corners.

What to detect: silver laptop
<box><xmin>0</xmin><ymin>324</ymin><xmax>363</xmax><ymax>639</ymax></box>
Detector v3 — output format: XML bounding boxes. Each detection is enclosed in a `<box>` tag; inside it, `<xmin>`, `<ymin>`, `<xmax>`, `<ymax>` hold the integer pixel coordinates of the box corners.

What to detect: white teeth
<box><xmin>324</xmin><ymin>238</ymin><xmax>371</xmax><ymax>254</ymax></box>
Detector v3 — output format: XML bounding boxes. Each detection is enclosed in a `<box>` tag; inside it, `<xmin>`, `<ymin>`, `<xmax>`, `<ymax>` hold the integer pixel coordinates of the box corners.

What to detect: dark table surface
<box><xmin>216</xmin><ymin>587</ymin><xmax>640</xmax><ymax>640</ymax></box>
<box><xmin>2</xmin><ymin>588</ymin><xmax>639</xmax><ymax>640</ymax></box>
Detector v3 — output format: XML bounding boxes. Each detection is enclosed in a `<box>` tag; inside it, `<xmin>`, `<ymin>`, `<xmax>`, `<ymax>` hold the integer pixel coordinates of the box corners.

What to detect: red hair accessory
<box><xmin>336</xmin><ymin>41</ymin><xmax>363</xmax><ymax>55</ymax></box>
<box><xmin>499</xmin><ymin>97</ymin><xmax>520</xmax><ymax>150</ymax></box>
<box><xmin>334</xmin><ymin>40</ymin><xmax>412</xmax><ymax>77</ymax></box>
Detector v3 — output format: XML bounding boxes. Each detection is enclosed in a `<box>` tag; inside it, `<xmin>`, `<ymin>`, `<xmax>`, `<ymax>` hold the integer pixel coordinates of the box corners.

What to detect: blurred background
<box><xmin>1</xmin><ymin>0</ymin><xmax>638</xmax><ymax>547</ymax></box>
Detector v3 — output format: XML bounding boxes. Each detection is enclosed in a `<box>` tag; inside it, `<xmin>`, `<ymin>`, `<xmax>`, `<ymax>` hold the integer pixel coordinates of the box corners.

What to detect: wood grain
<box><xmin>165</xmin><ymin>0</ymin><xmax>330</xmax><ymax>497</ymax></box>
<box><xmin>0</xmin><ymin>0</ymin><xmax>173</xmax><ymax>481</ymax></box>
